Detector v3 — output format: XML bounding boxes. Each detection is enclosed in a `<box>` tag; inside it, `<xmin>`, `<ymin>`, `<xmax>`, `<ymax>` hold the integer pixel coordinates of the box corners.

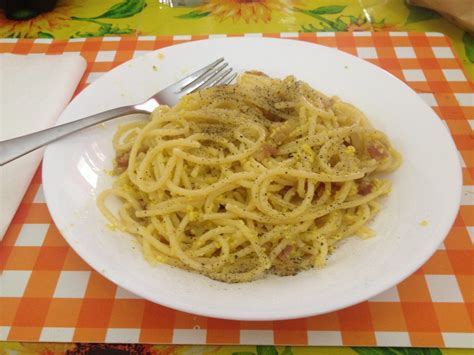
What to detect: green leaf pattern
<box><xmin>463</xmin><ymin>32</ymin><xmax>474</xmax><ymax>63</ymax></box>
<box><xmin>38</xmin><ymin>31</ymin><xmax>54</xmax><ymax>39</ymax></box>
<box><xmin>256</xmin><ymin>345</ymin><xmax>279</xmax><ymax>355</ymax></box>
<box><xmin>295</xmin><ymin>7</ymin><xmax>348</xmax><ymax>31</ymax></box>
<box><xmin>91</xmin><ymin>0</ymin><xmax>146</xmax><ymax>19</ymax></box>
<box><xmin>72</xmin><ymin>18</ymin><xmax>134</xmax><ymax>37</ymax></box>
<box><xmin>305</xmin><ymin>5</ymin><xmax>346</xmax><ymax>15</ymax></box>
<box><xmin>280</xmin><ymin>346</ymin><xmax>294</xmax><ymax>355</ymax></box>
<box><xmin>176</xmin><ymin>10</ymin><xmax>210</xmax><ymax>19</ymax></box>
<box><xmin>70</xmin><ymin>0</ymin><xmax>145</xmax><ymax>37</ymax></box>
<box><xmin>405</xmin><ymin>2</ymin><xmax>440</xmax><ymax>24</ymax></box>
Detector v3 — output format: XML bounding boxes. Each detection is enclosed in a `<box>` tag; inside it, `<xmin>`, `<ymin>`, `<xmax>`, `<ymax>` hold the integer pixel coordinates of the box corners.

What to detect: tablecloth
<box><xmin>0</xmin><ymin>0</ymin><xmax>472</xmax><ymax>81</ymax></box>
<box><xmin>1</xmin><ymin>1</ymin><xmax>472</xmax><ymax>354</ymax></box>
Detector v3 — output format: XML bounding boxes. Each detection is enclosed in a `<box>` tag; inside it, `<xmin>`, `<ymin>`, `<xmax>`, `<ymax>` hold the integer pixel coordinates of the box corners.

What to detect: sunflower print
<box><xmin>199</xmin><ymin>0</ymin><xmax>298</xmax><ymax>24</ymax></box>
<box><xmin>0</xmin><ymin>4</ymin><xmax>74</xmax><ymax>38</ymax></box>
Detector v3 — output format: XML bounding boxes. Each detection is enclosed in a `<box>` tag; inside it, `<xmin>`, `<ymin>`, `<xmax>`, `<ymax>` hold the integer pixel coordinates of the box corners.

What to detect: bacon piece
<box><xmin>262</xmin><ymin>110</ymin><xmax>281</xmax><ymax>121</ymax></box>
<box><xmin>262</xmin><ymin>144</ymin><xmax>279</xmax><ymax>157</ymax></box>
<box><xmin>280</xmin><ymin>186</ymin><xmax>291</xmax><ymax>195</ymax></box>
<box><xmin>278</xmin><ymin>245</ymin><xmax>293</xmax><ymax>261</ymax></box>
<box><xmin>255</xmin><ymin>144</ymin><xmax>279</xmax><ymax>160</ymax></box>
<box><xmin>358</xmin><ymin>181</ymin><xmax>373</xmax><ymax>196</ymax></box>
<box><xmin>115</xmin><ymin>151</ymin><xmax>130</xmax><ymax>168</ymax></box>
<box><xmin>315</xmin><ymin>183</ymin><xmax>326</xmax><ymax>197</ymax></box>
<box><xmin>367</xmin><ymin>143</ymin><xmax>387</xmax><ymax>160</ymax></box>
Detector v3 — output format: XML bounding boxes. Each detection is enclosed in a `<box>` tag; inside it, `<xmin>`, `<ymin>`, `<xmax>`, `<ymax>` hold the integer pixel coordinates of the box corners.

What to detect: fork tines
<box><xmin>178</xmin><ymin>58</ymin><xmax>237</xmax><ymax>94</ymax></box>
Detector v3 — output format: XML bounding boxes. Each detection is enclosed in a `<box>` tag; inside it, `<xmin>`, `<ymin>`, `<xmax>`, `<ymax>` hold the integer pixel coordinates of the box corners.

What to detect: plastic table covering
<box><xmin>0</xmin><ymin>1</ymin><xmax>473</xmax><ymax>355</ymax></box>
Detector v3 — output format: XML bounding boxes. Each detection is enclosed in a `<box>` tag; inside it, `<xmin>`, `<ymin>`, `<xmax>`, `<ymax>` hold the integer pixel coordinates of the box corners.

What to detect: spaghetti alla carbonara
<box><xmin>98</xmin><ymin>72</ymin><xmax>401</xmax><ymax>283</ymax></box>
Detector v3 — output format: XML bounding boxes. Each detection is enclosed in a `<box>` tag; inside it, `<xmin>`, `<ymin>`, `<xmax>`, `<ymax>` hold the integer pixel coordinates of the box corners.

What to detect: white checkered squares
<box><xmin>115</xmin><ymin>286</ymin><xmax>142</xmax><ymax>299</ymax></box>
<box><xmin>106</xmin><ymin>328</ymin><xmax>140</xmax><ymax>343</ymax></box>
<box><xmin>454</xmin><ymin>93</ymin><xmax>474</xmax><ymax>107</ymax></box>
<box><xmin>0</xmin><ymin>326</ymin><xmax>10</xmax><ymax>340</ymax></box>
<box><xmin>375</xmin><ymin>331</ymin><xmax>410</xmax><ymax>346</ymax></box>
<box><xmin>53</xmin><ymin>271</ymin><xmax>90</xmax><ymax>298</ymax></box>
<box><xmin>102</xmin><ymin>37</ymin><xmax>120</xmax><ymax>42</ymax></box>
<box><xmin>208</xmin><ymin>34</ymin><xmax>227</xmax><ymax>39</ymax></box>
<box><xmin>280</xmin><ymin>32</ymin><xmax>299</xmax><ymax>38</ymax></box>
<box><xmin>467</xmin><ymin>227</ymin><xmax>474</xmax><ymax>244</ymax></box>
<box><xmin>33</xmin><ymin>185</ymin><xmax>46</xmax><ymax>203</ymax></box>
<box><xmin>1</xmin><ymin>270</ymin><xmax>32</xmax><ymax>297</ymax></box>
<box><xmin>432</xmin><ymin>47</ymin><xmax>454</xmax><ymax>59</ymax></box>
<box><xmin>173</xmin><ymin>35</ymin><xmax>191</xmax><ymax>41</ymax></box>
<box><xmin>418</xmin><ymin>93</ymin><xmax>437</xmax><ymax>107</ymax></box>
<box><xmin>307</xmin><ymin>331</ymin><xmax>343</xmax><ymax>345</ymax></box>
<box><xmin>426</xmin><ymin>32</ymin><xmax>444</xmax><ymax>37</ymax></box>
<box><xmin>403</xmin><ymin>69</ymin><xmax>426</xmax><ymax>81</ymax></box>
<box><xmin>426</xmin><ymin>275</ymin><xmax>463</xmax><ymax>302</ymax></box>
<box><xmin>40</xmin><ymin>327</ymin><xmax>75</xmax><ymax>342</ymax></box>
<box><xmin>357</xmin><ymin>47</ymin><xmax>377</xmax><ymax>59</ymax></box>
<box><xmin>317</xmin><ymin>32</ymin><xmax>335</xmax><ymax>37</ymax></box>
<box><xmin>172</xmin><ymin>329</ymin><xmax>206</xmax><ymax>344</ymax></box>
<box><xmin>395</xmin><ymin>47</ymin><xmax>416</xmax><ymax>58</ymax></box>
<box><xmin>86</xmin><ymin>72</ymin><xmax>103</xmax><ymax>84</ymax></box>
<box><xmin>442</xmin><ymin>333</ymin><xmax>473</xmax><ymax>347</ymax></box>
<box><xmin>95</xmin><ymin>51</ymin><xmax>116</xmax><ymax>62</ymax></box>
<box><xmin>389</xmin><ymin>32</ymin><xmax>408</xmax><ymax>37</ymax></box>
<box><xmin>15</xmin><ymin>224</ymin><xmax>49</xmax><ymax>247</ymax></box>
<box><xmin>138</xmin><ymin>36</ymin><xmax>156</xmax><ymax>41</ymax></box>
<box><xmin>468</xmin><ymin>120</ymin><xmax>474</xmax><ymax>130</ymax></box>
<box><xmin>34</xmin><ymin>38</ymin><xmax>53</xmax><ymax>44</ymax></box>
<box><xmin>352</xmin><ymin>31</ymin><xmax>371</xmax><ymax>37</ymax></box>
<box><xmin>69</xmin><ymin>38</ymin><xmax>86</xmax><ymax>42</ymax></box>
<box><xmin>370</xmin><ymin>286</ymin><xmax>400</xmax><ymax>302</ymax></box>
<box><xmin>442</xmin><ymin>69</ymin><xmax>466</xmax><ymax>81</ymax></box>
<box><xmin>240</xmin><ymin>330</ymin><xmax>273</xmax><ymax>344</ymax></box>
<box><xmin>462</xmin><ymin>186</ymin><xmax>474</xmax><ymax>205</ymax></box>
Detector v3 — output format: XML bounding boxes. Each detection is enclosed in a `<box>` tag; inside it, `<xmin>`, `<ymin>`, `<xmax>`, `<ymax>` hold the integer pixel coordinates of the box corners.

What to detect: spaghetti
<box><xmin>97</xmin><ymin>72</ymin><xmax>401</xmax><ymax>283</ymax></box>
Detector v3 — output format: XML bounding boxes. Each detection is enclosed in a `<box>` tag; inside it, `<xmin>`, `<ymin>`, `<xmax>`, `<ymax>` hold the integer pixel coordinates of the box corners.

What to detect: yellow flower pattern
<box><xmin>0</xmin><ymin>0</ymin><xmax>470</xmax><ymax>78</ymax></box>
<box><xmin>199</xmin><ymin>0</ymin><xmax>297</xmax><ymax>23</ymax></box>
<box><xmin>0</xmin><ymin>3</ymin><xmax>73</xmax><ymax>38</ymax></box>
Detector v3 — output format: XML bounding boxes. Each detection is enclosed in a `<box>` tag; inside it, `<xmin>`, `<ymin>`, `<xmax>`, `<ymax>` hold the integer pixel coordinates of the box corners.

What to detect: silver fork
<box><xmin>0</xmin><ymin>58</ymin><xmax>236</xmax><ymax>166</ymax></box>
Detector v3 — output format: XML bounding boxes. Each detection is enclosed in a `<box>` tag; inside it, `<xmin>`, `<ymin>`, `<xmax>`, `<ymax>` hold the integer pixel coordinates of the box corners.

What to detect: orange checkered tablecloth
<box><xmin>0</xmin><ymin>33</ymin><xmax>473</xmax><ymax>347</ymax></box>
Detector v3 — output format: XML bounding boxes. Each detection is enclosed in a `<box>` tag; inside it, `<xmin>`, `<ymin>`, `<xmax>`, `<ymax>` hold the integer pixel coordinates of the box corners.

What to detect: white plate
<box><xmin>43</xmin><ymin>37</ymin><xmax>462</xmax><ymax>320</ymax></box>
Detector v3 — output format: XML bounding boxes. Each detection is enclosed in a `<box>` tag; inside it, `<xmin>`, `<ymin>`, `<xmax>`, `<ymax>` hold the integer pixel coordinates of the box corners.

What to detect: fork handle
<box><xmin>0</xmin><ymin>105</ymin><xmax>142</xmax><ymax>166</ymax></box>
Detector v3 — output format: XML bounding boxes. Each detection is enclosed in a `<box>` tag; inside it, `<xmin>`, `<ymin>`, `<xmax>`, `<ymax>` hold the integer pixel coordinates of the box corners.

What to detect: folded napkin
<box><xmin>0</xmin><ymin>54</ymin><xmax>87</xmax><ymax>240</ymax></box>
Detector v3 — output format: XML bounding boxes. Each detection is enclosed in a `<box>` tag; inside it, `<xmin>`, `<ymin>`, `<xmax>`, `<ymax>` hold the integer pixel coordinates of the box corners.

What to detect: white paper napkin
<box><xmin>0</xmin><ymin>54</ymin><xmax>87</xmax><ymax>240</ymax></box>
